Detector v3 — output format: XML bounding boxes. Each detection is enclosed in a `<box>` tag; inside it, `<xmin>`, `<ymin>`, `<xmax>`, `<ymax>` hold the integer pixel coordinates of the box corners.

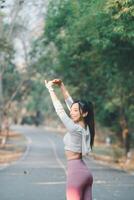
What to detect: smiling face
<box><xmin>70</xmin><ymin>103</ymin><xmax>82</xmax><ymax>123</ymax></box>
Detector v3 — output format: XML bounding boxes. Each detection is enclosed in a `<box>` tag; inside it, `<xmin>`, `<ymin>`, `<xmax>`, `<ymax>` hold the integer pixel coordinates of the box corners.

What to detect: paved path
<box><xmin>0</xmin><ymin>125</ymin><xmax>134</xmax><ymax>200</ymax></box>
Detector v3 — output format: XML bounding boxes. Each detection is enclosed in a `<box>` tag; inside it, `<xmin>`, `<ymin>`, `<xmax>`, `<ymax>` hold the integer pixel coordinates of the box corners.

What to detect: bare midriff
<box><xmin>65</xmin><ymin>150</ymin><xmax>82</xmax><ymax>160</ymax></box>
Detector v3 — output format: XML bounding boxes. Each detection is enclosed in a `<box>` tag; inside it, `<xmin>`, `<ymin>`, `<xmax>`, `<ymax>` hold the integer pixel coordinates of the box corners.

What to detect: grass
<box><xmin>92</xmin><ymin>142</ymin><xmax>134</xmax><ymax>172</ymax></box>
<box><xmin>0</xmin><ymin>131</ymin><xmax>27</xmax><ymax>164</ymax></box>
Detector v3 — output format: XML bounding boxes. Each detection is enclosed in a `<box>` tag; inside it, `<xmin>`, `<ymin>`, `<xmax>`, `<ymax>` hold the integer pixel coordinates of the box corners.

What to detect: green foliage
<box><xmin>26</xmin><ymin>78</ymin><xmax>45</xmax><ymax>111</ymax></box>
<box><xmin>3</xmin><ymin>63</ymin><xmax>21</xmax><ymax>103</ymax></box>
<box><xmin>30</xmin><ymin>0</ymin><xmax>134</xmax><ymax>138</ymax></box>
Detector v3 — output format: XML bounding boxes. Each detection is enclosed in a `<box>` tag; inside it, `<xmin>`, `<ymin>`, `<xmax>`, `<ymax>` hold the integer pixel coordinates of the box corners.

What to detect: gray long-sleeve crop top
<box><xmin>50</xmin><ymin>94</ymin><xmax>91</xmax><ymax>156</ymax></box>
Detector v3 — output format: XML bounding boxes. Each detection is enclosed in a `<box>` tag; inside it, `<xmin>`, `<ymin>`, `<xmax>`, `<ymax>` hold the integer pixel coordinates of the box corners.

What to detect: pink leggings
<box><xmin>66</xmin><ymin>159</ymin><xmax>93</xmax><ymax>200</ymax></box>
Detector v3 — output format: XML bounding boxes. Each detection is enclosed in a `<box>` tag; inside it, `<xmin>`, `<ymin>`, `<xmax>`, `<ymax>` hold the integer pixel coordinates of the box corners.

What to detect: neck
<box><xmin>78</xmin><ymin>120</ymin><xmax>86</xmax><ymax>129</ymax></box>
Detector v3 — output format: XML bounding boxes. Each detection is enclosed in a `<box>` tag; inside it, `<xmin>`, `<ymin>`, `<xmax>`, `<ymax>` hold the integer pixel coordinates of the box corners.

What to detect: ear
<box><xmin>82</xmin><ymin>112</ymin><xmax>88</xmax><ymax>117</ymax></box>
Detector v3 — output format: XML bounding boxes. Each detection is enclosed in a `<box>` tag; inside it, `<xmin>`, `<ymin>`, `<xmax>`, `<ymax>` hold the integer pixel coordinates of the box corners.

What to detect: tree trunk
<box><xmin>0</xmin><ymin>73</ymin><xmax>3</xmax><ymax>134</ymax></box>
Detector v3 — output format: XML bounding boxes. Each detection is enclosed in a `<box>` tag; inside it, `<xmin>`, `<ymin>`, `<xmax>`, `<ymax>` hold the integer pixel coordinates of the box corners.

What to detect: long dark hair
<box><xmin>72</xmin><ymin>100</ymin><xmax>95</xmax><ymax>149</ymax></box>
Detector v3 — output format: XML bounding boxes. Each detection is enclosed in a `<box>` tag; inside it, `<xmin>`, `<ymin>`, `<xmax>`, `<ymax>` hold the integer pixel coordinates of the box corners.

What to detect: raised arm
<box><xmin>52</xmin><ymin>79</ymin><xmax>73</xmax><ymax>110</ymax></box>
<box><xmin>45</xmin><ymin>80</ymin><xmax>82</xmax><ymax>133</ymax></box>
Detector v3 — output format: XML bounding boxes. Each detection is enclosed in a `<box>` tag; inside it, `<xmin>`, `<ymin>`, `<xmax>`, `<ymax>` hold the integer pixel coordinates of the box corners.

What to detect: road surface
<box><xmin>0</xmin><ymin>126</ymin><xmax>134</xmax><ymax>200</ymax></box>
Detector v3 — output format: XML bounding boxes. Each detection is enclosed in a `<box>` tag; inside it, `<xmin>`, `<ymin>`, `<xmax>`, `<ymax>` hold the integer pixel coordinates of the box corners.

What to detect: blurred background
<box><xmin>0</xmin><ymin>0</ymin><xmax>134</xmax><ymax>170</ymax></box>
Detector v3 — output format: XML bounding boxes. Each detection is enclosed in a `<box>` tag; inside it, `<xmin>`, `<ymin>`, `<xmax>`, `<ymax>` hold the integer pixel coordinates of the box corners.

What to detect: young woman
<box><xmin>45</xmin><ymin>79</ymin><xmax>95</xmax><ymax>200</ymax></box>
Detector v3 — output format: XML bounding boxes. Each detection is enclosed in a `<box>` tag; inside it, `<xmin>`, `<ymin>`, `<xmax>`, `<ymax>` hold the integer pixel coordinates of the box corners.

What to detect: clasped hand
<box><xmin>45</xmin><ymin>79</ymin><xmax>62</xmax><ymax>91</ymax></box>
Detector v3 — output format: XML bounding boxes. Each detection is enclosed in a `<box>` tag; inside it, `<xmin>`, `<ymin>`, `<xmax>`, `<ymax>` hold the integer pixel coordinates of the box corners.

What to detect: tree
<box><xmin>30</xmin><ymin>0</ymin><xmax>134</xmax><ymax>146</ymax></box>
<box><xmin>0</xmin><ymin>0</ymin><xmax>26</xmax><ymax>135</ymax></box>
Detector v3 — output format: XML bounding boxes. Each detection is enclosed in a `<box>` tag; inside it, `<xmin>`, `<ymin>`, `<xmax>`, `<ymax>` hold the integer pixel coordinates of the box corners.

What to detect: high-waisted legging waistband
<box><xmin>67</xmin><ymin>158</ymin><xmax>87</xmax><ymax>168</ymax></box>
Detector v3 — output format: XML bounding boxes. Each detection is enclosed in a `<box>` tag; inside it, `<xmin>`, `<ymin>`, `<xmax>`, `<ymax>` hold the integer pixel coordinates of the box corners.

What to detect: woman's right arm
<box><xmin>53</xmin><ymin>79</ymin><xmax>73</xmax><ymax>110</ymax></box>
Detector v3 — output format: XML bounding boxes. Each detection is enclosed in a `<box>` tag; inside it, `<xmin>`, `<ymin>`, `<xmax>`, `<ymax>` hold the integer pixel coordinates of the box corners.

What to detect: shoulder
<box><xmin>70</xmin><ymin>123</ymin><xmax>85</xmax><ymax>134</ymax></box>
